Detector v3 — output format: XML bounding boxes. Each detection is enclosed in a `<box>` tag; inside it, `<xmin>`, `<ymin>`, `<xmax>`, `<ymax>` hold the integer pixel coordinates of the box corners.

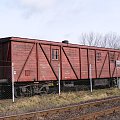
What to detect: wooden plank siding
<box><xmin>0</xmin><ymin>37</ymin><xmax>120</xmax><ymax>83</ymax></box>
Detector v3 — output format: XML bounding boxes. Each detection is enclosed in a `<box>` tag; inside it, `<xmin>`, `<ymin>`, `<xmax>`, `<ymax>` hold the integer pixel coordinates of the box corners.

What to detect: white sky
<box><xmin>0</xmin><ymin>0</ymin><xmax>120</xmax><ymax>44</ymax></box>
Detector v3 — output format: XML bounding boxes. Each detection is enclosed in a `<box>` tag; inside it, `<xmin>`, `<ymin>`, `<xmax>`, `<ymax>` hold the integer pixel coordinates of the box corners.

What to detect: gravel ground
<box><xmin>97</xmin><ymin>112</ymin><xmax>120</xmax><ymax>120</ymax></box>
<box><xmin>44</xmin><ymin>99</ymin><xmax>120</xmax><ymax>120</ymax></box>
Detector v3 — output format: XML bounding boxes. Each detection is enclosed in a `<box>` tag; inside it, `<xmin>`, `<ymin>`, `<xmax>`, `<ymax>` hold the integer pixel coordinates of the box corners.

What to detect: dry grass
<box><xmin>0</xmin><ymin>87</ymin><xmax>120</xmax><ymax>116</ymax></box>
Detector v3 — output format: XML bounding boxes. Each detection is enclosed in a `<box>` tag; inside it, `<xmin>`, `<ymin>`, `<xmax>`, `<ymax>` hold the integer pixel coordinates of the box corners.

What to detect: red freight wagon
<box><xmin>0</xmin><ymin>37</ymin><xmax>120</xmax><ymax>97</ymax></box>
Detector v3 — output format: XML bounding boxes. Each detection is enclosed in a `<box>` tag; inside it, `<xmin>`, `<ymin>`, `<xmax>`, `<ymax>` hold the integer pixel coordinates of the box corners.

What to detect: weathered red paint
<box><xmin>0</xmin><ymin>37</ymin><xmax>120</xmax><ymax>83</ymax></box>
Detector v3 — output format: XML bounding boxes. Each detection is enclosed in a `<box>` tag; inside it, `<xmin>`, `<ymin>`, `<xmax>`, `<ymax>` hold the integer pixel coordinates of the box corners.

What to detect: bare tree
<box><xmin>106</xmin><ymin>33</ymin><xmax>120</xmax><ymax>49</ymax></box>
<box><xmin>100</xmin><ymin>34</ymin><xmax>108</xmax><ymax>48</ymax></box>
<box><xmin>80</xmin><ymin>32</ymin><xmax>102</xmax><ymax>46</ymax></box>
<box><xmin>80</xmin><ymin>32</ymin><xmax>120</xmax><ymax>49</ymax></box>
<box><xmin>80</xmin><ymin>33</ymin><xmax>87</xmax><ymax>45</ymax></box>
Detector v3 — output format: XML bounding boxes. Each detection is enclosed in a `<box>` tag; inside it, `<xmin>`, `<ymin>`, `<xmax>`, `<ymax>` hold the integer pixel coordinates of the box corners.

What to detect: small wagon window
<box><xmin>96</xmin><ymin>52</ymin><xmax>101</xmax><ymax>61</ymax></box>
<box><xmin>25</xmin><ymin>70</ymin><xmax>30</xmax><ymax>76</ymax></box>
<box><xmin>52</xmin><ymin>49</ymin><xmax>59</xmax><ymax>60</ymax></box>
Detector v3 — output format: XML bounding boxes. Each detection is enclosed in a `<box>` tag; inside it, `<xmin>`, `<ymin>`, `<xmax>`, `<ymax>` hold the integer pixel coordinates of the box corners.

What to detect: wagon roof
<box><xmin>0</xmin><ymin>37</ymin><xmax>120</xmax><ymax>52</ymax></box>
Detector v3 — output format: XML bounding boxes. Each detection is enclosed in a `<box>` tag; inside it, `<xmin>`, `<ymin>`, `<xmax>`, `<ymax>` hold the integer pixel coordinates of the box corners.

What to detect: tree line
<box><xmin>79</xmin><ymin>32</ymin><xmax>120</xmax><ymax>49</ymax></box>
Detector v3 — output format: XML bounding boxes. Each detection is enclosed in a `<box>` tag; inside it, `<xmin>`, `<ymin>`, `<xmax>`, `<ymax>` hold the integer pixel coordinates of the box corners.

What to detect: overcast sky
<box><xmin>0</xmin><ymin>0</ymin><xmax>120</xmax><ymax>44</ymax></box>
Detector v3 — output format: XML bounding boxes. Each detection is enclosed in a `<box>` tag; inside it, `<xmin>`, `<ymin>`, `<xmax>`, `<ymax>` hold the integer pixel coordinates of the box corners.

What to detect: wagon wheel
<box><xmin>39</xmin><ymin>85</ymin><xmax>49</xmax><ymax>94</ymax></box>
<box><xmin>14</xmin><ymin>87</ymin><xmax>20</xmax><ymax>98</ymax></box>
<box><xmin>19</xmin><ymin>85</ymin><xmax>33</xmax><ymax>97</ymax></box>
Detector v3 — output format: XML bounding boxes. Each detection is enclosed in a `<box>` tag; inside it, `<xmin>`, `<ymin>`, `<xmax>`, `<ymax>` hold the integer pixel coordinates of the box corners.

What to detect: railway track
<box><xmin>70</xmin><ymin>106</ymin><xmax>120</xmax><ymax>120</ymax></box>
<box><xmin>0</xmin><ymin>96</ymin><xmax>120</xmax><ymax>120</ymax></box>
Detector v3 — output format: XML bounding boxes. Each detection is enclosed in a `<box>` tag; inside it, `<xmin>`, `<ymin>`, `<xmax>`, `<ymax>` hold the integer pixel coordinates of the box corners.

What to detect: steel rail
<box><xmin>0</xmin><ymin>96</ymin><xmax>119</xmax><ymax>120</ymax></box>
